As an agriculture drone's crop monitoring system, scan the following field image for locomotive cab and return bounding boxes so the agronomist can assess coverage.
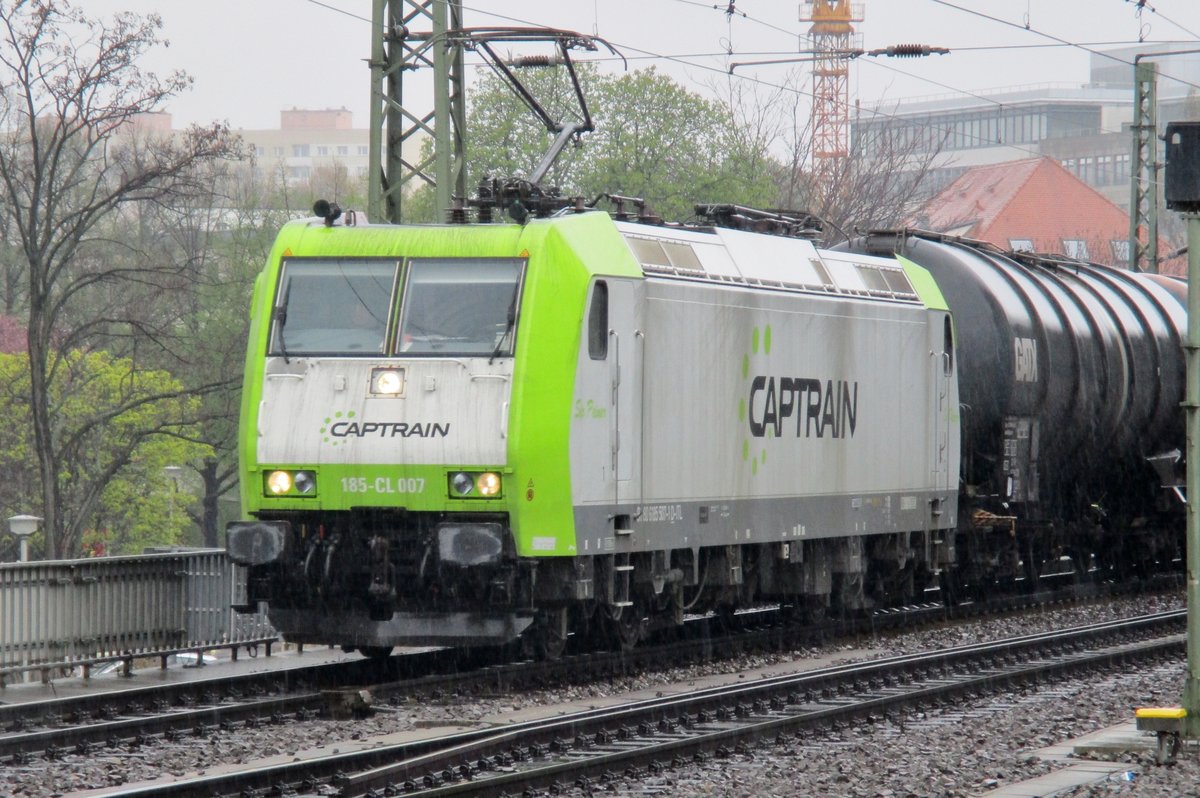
[228,230,538,650]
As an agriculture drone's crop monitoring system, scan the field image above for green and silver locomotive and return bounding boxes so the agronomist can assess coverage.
[227,207,963,657]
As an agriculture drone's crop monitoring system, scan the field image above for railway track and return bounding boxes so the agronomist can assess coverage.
[353,610,1186,798]
[21,583,1180,792]
[0,578,1165,762]
[0,647,481,761]
[86,609,1184,797]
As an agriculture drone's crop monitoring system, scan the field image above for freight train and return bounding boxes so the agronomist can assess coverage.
[226,201,1185,658]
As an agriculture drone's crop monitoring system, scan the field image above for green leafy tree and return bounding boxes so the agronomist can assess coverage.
[174,182,284,547]
[0,350,210,557]
[98,156,290,548]
[410,65,779,222]
[0,2,243,556]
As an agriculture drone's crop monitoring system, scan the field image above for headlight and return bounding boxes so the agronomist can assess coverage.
[266,471,292,494]
[450,472,474,496]
[476,472,501,496]
[264,469,318,497]
[293,471,316,494]
[370,367,405,396]
[448,471,502,499]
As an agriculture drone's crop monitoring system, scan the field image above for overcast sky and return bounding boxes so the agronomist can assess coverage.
[75,0,1200,131]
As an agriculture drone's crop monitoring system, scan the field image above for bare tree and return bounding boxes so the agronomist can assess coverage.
[773,98,950,244]
[0,2,243,557]
[710,74,948,245]
[814,112,951,242]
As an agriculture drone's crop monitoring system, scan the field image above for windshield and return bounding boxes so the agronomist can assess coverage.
[267,256,525,358]
[398,258,524,356]
[269,259,397,356]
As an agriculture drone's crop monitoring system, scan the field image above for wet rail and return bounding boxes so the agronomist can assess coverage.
[350,611,1184,797]
[37,583,1180,792]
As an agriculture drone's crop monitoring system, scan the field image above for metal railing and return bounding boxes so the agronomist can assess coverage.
[0,549,275,685]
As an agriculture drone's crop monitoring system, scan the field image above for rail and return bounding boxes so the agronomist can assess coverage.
[0,549,275,686]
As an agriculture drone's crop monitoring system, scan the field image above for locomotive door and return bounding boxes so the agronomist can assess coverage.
[608,279,644,507]
[930,313,954,491]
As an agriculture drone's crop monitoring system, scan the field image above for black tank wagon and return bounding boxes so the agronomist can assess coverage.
[845,230,1185,589]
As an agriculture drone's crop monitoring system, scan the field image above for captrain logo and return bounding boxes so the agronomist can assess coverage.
[321,410,450,445]
[739,324,860,476]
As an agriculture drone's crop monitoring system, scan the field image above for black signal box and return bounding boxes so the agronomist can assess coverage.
[1165,122,1200,211]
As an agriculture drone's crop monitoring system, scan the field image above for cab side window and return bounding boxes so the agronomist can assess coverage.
[588,281,608,360]
[943,315,954,375]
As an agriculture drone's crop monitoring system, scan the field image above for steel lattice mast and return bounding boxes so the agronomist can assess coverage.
[1128,58,1158,273]
[368,0,466,224]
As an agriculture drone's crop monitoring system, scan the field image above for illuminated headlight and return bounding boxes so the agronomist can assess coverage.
[449,472,474,496]
[370,367,405,396]
[264,469,317,497]
[447,471,502,499]
[266,470,292,495]
[476,472,502,496]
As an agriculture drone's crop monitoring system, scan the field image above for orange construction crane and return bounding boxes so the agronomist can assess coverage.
[799,1,864,166]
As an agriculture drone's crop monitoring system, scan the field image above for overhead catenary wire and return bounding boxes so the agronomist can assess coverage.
[459,0,1200,151]
[295,0,1193,161]
[930,0,1200,94]
[299,0,372,25]
[444,1,1047,155]
[1124,0,1200,41]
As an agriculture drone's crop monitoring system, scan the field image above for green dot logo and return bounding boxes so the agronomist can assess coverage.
[320,410,356,445]
[739,324,771,477]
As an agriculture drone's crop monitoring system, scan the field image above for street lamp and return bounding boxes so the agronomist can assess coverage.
[7,514,41,562]
[164,466,183,532]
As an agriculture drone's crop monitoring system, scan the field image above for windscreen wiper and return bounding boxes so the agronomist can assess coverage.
[489,282,520,364]
[274,281,291,363]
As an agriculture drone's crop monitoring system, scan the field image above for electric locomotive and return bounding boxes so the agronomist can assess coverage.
[226,205,963,656]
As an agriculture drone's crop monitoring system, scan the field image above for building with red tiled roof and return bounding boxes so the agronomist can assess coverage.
[910,156,1183,277]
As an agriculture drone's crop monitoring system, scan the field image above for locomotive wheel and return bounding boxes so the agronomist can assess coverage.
[605,603,645,651]
[939,569,963,607]
[868,561,916,607]
[527,607,570,661]
[800,598,827,625]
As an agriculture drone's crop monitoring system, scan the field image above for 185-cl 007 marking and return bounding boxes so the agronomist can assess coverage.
[340,477,427,494]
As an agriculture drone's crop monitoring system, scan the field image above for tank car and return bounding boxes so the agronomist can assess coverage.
[226,209,962,656]
[842,231,1185,592]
